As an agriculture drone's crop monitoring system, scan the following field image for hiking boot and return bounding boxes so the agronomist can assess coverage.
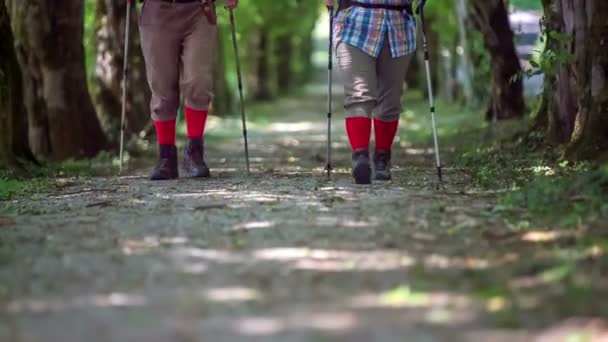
[352,149,372,185]
[183,138,210,178]
[150,145,178,181]
[373,150,392,181]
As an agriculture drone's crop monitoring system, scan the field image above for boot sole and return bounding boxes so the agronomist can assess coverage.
[353,162,372,185]
[187,170,211,179]
[182,165,211,179]
[374,171,391,181]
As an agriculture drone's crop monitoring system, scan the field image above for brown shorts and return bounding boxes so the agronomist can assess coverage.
[139,0,217,121]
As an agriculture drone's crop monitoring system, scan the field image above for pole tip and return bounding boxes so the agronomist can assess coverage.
[436,166,443,185]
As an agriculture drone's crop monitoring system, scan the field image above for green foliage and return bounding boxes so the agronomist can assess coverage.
[425,0,459,47]
[0,177,50,201]
[84,0,96,82]
[509,0,543,10]
[216,1,322,100]
[524,31,573,79]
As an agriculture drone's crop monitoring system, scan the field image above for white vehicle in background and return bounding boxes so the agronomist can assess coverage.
[510,9,544,96]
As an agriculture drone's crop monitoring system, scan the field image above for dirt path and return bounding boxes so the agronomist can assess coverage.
[1,88,606,341]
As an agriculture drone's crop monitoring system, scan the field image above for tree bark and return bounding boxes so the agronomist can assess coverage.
[534,0,578,144]
[565,0,608,160]
[0,1,33,169]
[5,0,107,161]
[92,0,151,143]
[471,0,525,121]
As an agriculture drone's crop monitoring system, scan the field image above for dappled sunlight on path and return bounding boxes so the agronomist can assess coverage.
[2,91,607,341]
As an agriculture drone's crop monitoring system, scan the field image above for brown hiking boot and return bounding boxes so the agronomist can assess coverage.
[373,150,392,181]
[183,138,210,178]
[150,145,178,181]
[352,149,372,185]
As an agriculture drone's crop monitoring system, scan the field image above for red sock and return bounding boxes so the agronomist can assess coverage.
[185,107,208,139]
[345,117,372,151]
[154,119,176,145]
[374,118,399,151]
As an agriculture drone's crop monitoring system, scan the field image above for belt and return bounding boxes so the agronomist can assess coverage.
[345,1,413,15]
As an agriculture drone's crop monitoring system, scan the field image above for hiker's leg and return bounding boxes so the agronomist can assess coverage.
[180,3,217,177]
[337,42,378,184]
[337,42,377,151]
[374,35,412,151]
[373,35,412,180]
[140,0,182,180]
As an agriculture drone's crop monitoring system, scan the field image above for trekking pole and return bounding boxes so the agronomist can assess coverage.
[228,8,251,176]
[119,0,133,174]
[417,0,443,184]
[325,5,335,179]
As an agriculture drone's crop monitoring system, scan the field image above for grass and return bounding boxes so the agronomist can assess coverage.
[0,151,118,201]
[393,90,608,228]
[0,177,51,202]
[397,91,487,145]
[455,129,608,227]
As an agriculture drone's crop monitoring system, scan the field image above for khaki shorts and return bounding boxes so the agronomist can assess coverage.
[336,35,412,122]
[139,0,217,121]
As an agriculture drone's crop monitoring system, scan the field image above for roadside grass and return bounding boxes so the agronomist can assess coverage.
[455,129,608,227]
[0,151,117,201]
[393,91,608,228]
[403,93,608,328]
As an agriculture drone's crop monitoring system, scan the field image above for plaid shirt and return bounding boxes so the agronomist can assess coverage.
[335,0,417,58]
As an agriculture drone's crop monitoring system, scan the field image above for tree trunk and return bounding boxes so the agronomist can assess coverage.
[295,28,314,85]
[5,0,107,161]
[0,1,33,169]
[253,29,272,101]
[92,0,150,143]
[275,34,293,94]
[471,0,525,121]
[534,0,578,145]
[565,0,608,159]
[455,0,474,105]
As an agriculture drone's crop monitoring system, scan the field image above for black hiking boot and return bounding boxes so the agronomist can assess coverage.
[150,145,178,181]
[183,138,210,178]
[373,150,392,181]
[352,149,372,185]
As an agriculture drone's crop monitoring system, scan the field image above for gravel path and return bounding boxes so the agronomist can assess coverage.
[1,91,606,342]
